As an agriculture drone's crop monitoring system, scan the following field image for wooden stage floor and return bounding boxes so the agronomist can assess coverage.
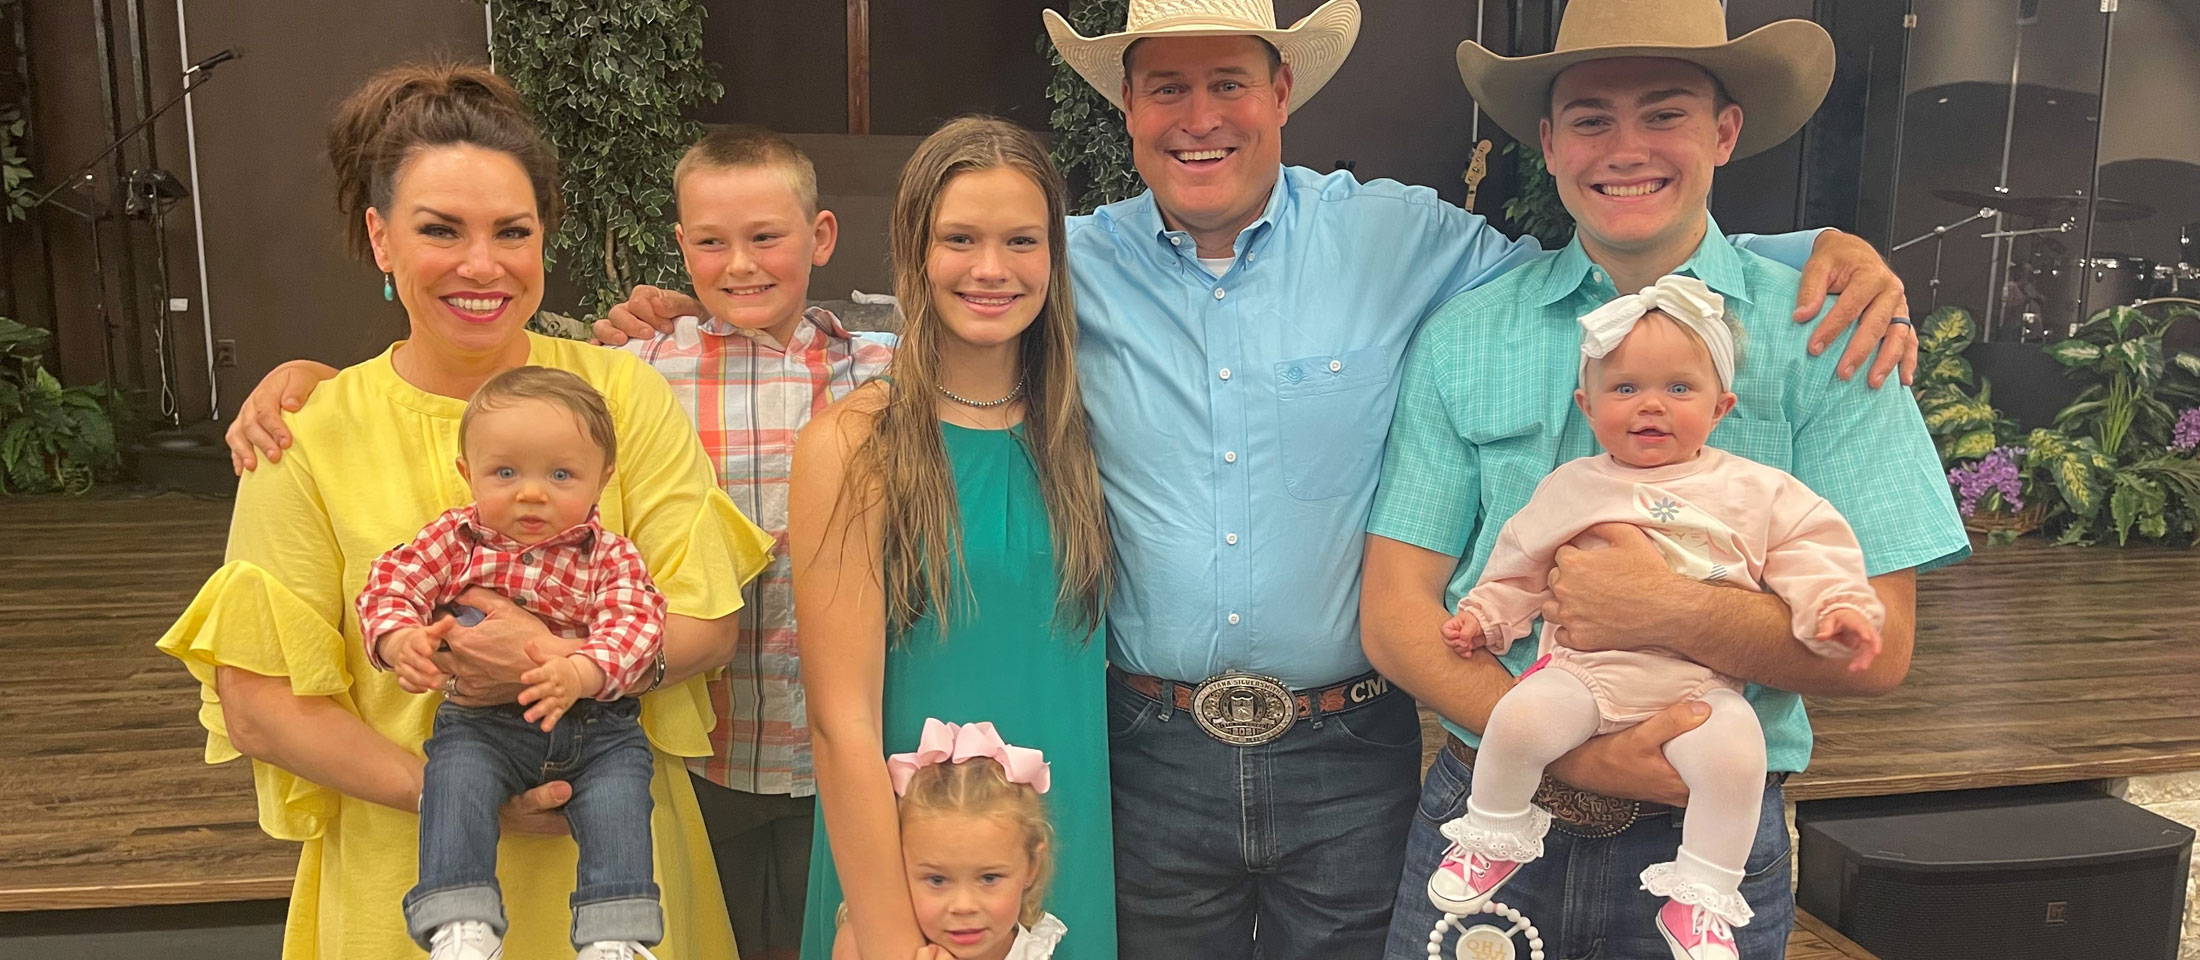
[5,492,2196,959]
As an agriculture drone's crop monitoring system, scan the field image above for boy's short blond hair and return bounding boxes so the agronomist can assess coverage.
[674,125,818,218]
[459,365,618,468]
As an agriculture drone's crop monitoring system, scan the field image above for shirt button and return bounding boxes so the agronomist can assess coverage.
[1228,612,1242,625]
[1170,235,1182,246]
[1225,533,1239,545]
[1247,253,1257,262]
[1329,359,1343,373]
[1213,288,1226,301]
[1219,367,1232,381]
[520,552,537,566]
[1224,451,1237,464]
[514,596,529,607]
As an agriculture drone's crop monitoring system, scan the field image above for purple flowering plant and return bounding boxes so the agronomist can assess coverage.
[1947,445,2029,518]
[2174,407,2200,455]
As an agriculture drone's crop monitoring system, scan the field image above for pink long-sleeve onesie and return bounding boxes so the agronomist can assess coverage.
[1460,448,1884,733]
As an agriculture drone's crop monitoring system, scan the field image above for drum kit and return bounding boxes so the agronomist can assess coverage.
[1902,187,2200,342]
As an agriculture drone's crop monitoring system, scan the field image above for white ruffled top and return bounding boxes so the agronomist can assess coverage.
[1002,913,1069,960]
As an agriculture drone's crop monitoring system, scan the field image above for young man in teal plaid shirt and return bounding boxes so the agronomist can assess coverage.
[1362,2,1968,957]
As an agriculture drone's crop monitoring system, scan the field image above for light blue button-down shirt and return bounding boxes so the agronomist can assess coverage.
[1068,166,1821,689]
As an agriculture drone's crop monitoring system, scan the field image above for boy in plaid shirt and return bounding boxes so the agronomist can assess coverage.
[604,127,893,959]
[359,366,669,960]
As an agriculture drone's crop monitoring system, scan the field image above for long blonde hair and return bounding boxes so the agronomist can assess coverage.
[898,756,1056,928]
[847,116,1112,639]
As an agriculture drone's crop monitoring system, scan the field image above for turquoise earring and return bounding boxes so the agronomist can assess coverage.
[382,273,395,302]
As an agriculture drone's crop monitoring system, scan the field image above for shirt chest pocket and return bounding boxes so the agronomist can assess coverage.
[1274,347,1395,501]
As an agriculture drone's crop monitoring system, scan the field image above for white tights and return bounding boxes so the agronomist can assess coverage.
[1463,668,1766,919]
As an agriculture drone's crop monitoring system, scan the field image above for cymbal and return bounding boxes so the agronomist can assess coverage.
[1931,188,2155,222]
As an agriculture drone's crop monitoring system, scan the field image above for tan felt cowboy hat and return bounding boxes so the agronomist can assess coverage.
[1043,0,1362,114]
[1456,0,1834,159]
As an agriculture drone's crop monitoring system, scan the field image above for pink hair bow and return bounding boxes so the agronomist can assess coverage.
[887,718,1051,797]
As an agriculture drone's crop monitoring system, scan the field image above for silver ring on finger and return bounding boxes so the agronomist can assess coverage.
[445,675,460,699]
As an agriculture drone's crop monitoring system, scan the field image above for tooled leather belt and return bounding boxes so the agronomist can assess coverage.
[1112,667,1396,746]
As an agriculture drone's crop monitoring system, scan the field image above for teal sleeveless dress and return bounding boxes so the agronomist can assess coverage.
[798,422,1117,960]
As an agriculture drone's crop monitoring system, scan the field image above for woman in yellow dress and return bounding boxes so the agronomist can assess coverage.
[156,63,771,960]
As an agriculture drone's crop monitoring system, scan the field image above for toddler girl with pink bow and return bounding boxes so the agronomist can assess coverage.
[1425,275,1885,960]
[833,719,1067,960]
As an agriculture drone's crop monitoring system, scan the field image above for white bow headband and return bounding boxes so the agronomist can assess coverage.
[1577,274,1736,391]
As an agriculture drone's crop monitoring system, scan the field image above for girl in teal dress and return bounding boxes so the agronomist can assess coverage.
[787,117,1117,960]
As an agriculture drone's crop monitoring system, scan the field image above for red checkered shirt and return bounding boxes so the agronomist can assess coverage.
[623,306,894,795]
[355,505,667,699]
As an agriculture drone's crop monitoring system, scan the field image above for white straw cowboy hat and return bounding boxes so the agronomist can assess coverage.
[1043,0,1362,114]
[1455,0,1834,158]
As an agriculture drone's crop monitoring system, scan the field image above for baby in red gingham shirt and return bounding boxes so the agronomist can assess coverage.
[355,365,671,959]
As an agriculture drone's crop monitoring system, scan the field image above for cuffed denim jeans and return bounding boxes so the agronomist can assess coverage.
[1107,672,1423,960]
[405,697,662,949]
[1381,745,1795,960]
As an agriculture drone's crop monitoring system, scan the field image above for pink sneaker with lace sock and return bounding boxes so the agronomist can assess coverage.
[1655,899,1740,960]
[1426,844,1523,914]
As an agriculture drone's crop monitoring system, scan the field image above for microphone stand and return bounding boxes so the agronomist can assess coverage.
[23,58,225,429]
[1892,207,1997,312]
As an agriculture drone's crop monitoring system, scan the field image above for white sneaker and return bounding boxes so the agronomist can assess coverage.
[428,921,503,960]
[576,942,660,960]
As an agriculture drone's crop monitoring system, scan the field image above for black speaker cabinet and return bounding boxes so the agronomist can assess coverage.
[1796,783,2194,960]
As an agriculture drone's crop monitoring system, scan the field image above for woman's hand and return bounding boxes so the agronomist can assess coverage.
[225,359,339,473]
[434,588,579,705]
[499,780,573,836]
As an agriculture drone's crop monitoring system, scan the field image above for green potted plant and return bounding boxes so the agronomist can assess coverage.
[2026,304,2200,545]
[0,317,125,494]
[1909,307,2040,540]
[1913,306,2014,463]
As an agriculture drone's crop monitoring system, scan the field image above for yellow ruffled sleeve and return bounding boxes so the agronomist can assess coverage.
[154,430,357,841]
[157,561,356,840]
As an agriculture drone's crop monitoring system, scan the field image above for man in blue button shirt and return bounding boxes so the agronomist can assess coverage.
[1042,1,1923,956]
[1360,2,1968,957]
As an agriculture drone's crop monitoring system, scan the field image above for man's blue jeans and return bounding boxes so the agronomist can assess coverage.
[1382,745,1794,960]
[1108,672,1423,959]
[404,697,662,949]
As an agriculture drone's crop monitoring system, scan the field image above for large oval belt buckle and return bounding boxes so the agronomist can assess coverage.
[1190,672,1295,746]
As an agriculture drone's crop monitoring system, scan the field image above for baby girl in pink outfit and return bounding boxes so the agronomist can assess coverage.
[1425,275,1884,959]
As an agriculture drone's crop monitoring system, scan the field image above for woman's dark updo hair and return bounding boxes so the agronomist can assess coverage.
[327,62,562,261]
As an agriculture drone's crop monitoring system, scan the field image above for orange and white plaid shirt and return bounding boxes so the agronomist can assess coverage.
[356,505,666,699]
[624,306,894,796]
